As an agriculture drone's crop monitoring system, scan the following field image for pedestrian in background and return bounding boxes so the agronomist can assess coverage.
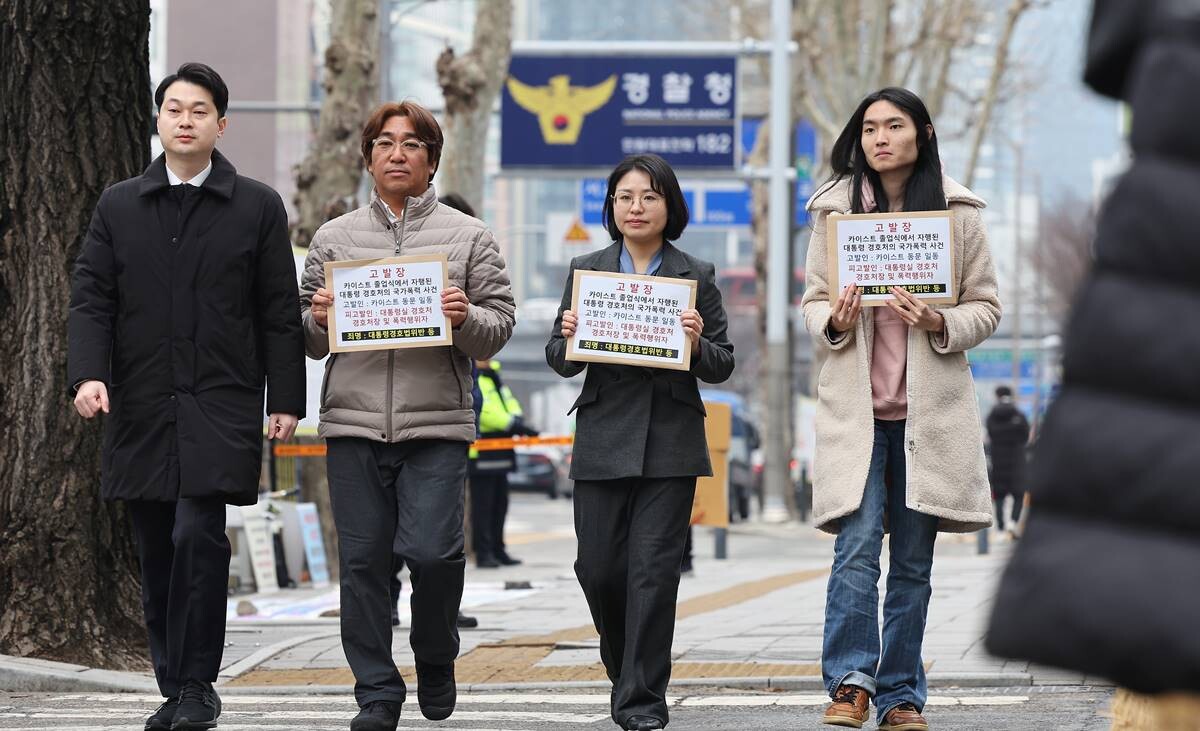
[471,358,538,568]
[68,62,306,730]
[801,87,1000,730]
[301,101,514,731]
[546,153,735,731]
[986,1,1200,721]
[985,385,1030,535]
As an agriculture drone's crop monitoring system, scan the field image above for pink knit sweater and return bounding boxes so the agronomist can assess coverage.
[871,305,909,420]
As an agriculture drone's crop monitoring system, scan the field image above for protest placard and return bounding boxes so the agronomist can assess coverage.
[826,211,956,306]
[566,270,697,371]
[325,254,452,353]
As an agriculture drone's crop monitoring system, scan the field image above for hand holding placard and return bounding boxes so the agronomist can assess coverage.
[830,283,862,333]
[311,287,333,328]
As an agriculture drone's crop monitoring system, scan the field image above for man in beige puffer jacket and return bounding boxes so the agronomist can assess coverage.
[299,101,514,731]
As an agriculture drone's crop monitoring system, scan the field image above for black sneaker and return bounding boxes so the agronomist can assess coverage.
[350,700,402,731]
[415,660,456,720]
[170,680,220,730]
[144,697,178,730]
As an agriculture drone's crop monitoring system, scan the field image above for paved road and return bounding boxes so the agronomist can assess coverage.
[0,686,1115,730]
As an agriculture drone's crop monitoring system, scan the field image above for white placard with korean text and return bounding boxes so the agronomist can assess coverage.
[325,254,452,353]
[566,270,698,371]
[826,211,957,307]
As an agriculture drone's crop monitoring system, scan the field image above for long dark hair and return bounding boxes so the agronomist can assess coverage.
[815,87,946,213]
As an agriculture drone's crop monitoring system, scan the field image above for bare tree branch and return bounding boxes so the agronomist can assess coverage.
[962,0,1033,188]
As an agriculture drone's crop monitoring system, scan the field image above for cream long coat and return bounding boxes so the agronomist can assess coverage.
[801,175,1001,533]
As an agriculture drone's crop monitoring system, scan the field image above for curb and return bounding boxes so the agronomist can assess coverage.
[2,653,1034,695]
[0,655,157,693]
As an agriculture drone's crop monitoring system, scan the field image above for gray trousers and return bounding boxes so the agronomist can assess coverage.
[327,437,468,706]
[573,476,697,727]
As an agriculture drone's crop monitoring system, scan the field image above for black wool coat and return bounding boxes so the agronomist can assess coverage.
[985,0,1200,692]
[546,241,735,481]
[985,401,1029,494]
[68,150,306,506]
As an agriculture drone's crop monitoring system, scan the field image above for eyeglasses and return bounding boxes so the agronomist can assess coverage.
[612,192,663,209]
[371,137,426,155]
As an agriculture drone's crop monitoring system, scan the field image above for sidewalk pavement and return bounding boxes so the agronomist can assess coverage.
[1,511,1109,695]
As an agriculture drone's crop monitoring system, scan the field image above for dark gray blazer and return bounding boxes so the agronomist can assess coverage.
[546,241,735,481]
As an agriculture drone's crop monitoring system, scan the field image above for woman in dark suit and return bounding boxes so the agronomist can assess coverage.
[546,153,735,731]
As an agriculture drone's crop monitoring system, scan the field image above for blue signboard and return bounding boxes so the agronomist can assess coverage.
[503,55,737,169]
[703,189,751,226]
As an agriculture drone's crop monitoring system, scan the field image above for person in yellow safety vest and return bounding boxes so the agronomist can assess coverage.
[469,359,538,568]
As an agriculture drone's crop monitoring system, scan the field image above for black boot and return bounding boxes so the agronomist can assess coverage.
[350,700,401,731]
[496,551,522,566]
[456,611,478,629]
[624,715,664,730]
[416,659,456,721]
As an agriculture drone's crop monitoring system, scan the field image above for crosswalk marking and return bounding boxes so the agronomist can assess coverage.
[0,691,1033,730]
[35,691,1033,707]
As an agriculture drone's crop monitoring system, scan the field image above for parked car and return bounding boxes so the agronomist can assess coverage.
[508,445,571,499]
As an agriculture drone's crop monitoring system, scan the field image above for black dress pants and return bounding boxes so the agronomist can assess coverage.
[469,471,511,560]
[327,437,468,706]
[573,476,697,727]
[127,498,231,699]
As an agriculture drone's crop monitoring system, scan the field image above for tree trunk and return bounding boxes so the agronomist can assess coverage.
[291,0,379,248]
[435,0,513,212]
[0,0,151,669]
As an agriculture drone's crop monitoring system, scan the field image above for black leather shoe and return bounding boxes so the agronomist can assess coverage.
[496,552,523,566]
[144,697,178,730]
[416,659,456,720]
[625,715,665,730]
[456,611,478,629]
[475,554,500,568]
[350,700,401,731]
[170,680,220,729]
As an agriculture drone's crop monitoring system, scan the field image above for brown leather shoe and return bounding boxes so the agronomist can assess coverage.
[822,684,870,728]
[879,702,929,730]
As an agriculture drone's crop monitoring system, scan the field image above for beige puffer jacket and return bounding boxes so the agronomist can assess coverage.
[300,185,515,443]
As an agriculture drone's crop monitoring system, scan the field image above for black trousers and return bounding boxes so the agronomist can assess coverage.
[469,471,511,560]
[573,476,697,727]
[327,437,468,706]
[127,498,231,698]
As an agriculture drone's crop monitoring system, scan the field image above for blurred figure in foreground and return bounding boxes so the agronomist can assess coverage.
[986,0,1200,716]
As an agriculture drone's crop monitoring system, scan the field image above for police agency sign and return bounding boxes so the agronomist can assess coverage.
[502,55,738,169]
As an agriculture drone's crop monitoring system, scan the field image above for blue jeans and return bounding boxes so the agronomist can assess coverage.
[821,419,939,721]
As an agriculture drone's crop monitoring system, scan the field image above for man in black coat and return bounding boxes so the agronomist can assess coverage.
[985,386,1029,531]
[68,62,305,730]
[986,0,1200,695]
